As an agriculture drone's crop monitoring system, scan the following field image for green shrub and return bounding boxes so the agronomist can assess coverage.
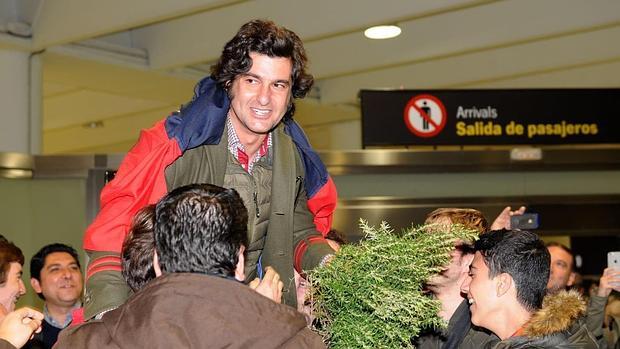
[308,220,479,348]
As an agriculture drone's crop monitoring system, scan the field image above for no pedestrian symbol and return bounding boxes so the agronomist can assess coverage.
[403,94,447,138]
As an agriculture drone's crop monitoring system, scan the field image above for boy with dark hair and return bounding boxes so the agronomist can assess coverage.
[461,230,596,348]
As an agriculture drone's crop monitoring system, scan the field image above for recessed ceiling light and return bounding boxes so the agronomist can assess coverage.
[83,121,105,129]
[364,25,401,40]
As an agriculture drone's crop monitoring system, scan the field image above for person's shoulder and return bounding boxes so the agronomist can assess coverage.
[461,328,499,349]
[54,319,111,349]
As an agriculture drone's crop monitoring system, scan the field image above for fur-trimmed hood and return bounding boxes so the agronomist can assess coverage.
[495,290,597,349]
[523,290,586,337]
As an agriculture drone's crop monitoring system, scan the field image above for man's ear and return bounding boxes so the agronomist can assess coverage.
[30,278,42,294]
[567,271,576,287]
[234,246,246,282]
[153,251,162,277]
[496,273,513,297]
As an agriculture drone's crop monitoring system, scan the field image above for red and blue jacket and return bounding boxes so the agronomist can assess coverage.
[84,77,337,280]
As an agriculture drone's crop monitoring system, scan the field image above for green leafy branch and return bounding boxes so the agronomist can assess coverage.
[308,219,479,348]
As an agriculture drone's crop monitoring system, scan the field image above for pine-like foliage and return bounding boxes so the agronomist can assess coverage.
[308,220,479,348]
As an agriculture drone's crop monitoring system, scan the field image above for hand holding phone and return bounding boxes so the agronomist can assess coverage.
[510,213,539,230]
[597,252,620,297]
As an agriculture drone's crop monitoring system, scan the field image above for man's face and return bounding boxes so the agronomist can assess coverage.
[228,52,293,141]
[546,246,575,294]
[31,252,83,307]
[0,262,26,312]
[461,252,500,329]
[427,248,471,290]
[425,217,474,290]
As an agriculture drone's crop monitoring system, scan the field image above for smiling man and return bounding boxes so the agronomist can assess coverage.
[461,230,597,348]
[83,19,337,319]
[414,208,497,349]
[26,244,83,349]
[0,237,26,319]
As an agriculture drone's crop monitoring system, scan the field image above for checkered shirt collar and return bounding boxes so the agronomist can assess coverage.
[226,117,272,173]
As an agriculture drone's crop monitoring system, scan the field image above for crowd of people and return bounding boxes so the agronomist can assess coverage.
[0,238,82,349]
[0,18,619,349]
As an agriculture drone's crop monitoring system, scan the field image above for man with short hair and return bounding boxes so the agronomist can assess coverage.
[26,244,83,349]
[84,19,337,319]
[0,237,26,320]
[461,230,596,347]
[120,203,284,301]
[414,208,497,349]
[56,184,325,348]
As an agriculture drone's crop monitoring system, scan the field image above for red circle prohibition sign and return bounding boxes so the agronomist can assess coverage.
[403,94,447,138]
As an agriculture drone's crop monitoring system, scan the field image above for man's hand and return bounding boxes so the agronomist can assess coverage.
[0,307,44,348]
[597,267,620,298]
[490,206,526,230]
[249,267,284,303]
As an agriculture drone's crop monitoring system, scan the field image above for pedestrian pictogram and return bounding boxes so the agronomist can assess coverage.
[403,94,447,137]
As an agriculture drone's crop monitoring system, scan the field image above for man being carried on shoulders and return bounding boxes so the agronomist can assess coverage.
[84,19,337,319]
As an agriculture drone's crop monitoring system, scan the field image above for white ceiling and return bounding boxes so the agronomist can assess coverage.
[1,0,620,153]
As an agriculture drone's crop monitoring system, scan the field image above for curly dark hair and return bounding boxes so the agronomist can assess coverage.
[211,19,314,118]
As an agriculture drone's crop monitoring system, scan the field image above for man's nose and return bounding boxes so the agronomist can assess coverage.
[18,280,26,295]
[257,84,271,105]
[460,275,471,294]
[61,268,73,279]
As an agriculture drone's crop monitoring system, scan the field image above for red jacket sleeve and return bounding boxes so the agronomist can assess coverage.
[83,120,181,254]
[307,176,337,236]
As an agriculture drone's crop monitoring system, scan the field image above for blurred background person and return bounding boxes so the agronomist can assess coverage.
[25,244,83,349]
